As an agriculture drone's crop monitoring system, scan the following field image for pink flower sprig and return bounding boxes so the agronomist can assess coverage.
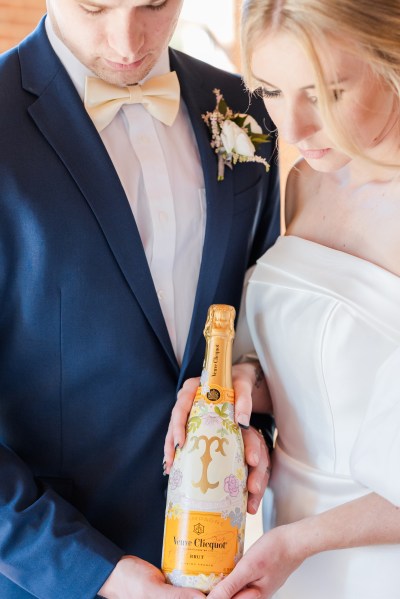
[202,89,270,181]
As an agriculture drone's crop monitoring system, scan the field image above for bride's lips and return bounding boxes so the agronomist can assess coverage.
[104,57,146,71]
[299,148,331,160]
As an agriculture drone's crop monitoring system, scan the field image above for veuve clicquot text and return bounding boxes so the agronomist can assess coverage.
[162,304,248,593]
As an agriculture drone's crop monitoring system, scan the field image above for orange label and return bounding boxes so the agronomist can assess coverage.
[162,511,238,576]
[195,384,234,405]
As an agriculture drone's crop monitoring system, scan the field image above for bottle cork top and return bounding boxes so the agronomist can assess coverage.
[204,304,236,340]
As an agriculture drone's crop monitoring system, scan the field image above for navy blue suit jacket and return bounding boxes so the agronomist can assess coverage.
[0,18,280,599]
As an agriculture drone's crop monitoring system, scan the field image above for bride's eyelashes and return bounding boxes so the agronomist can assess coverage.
[256,87,281,99]
[255,86,344,103]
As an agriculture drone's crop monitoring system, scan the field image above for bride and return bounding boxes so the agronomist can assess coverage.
[165,0,400,597]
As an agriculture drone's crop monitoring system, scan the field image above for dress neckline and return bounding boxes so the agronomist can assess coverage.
[252,234,400,340]
[281,234,400,283]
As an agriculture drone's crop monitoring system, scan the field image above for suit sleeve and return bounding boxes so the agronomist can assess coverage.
[0,443,123,599]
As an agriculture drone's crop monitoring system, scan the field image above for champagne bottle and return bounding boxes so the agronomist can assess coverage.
[162,304,248,593]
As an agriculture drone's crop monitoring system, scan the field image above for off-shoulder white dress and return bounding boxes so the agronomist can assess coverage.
[245,236,400,599]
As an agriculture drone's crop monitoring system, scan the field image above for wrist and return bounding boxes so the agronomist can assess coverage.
[286,512,337,563]
[98,556,132,599]
[279,518,319,566]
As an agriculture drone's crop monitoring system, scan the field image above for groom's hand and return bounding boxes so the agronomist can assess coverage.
[98,555,207,598]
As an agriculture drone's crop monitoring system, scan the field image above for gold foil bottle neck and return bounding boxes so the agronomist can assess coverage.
[204,304,236,340]
[203,305,235,389]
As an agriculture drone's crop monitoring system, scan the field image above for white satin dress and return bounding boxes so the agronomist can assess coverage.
[245,236,400,599]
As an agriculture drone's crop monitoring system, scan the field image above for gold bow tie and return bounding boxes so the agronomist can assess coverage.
[84,71,180,132]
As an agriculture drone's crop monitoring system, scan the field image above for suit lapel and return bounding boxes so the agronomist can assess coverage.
[170,50,235,381]
[19,20,178,373]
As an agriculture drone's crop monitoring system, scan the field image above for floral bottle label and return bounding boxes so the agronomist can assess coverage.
[162,385,247,591]
[162,510,238,576]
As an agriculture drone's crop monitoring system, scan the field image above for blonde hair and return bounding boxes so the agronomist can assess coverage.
[241,0,400,161]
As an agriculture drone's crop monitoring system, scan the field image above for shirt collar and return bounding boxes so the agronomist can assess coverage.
[45,15,171,101]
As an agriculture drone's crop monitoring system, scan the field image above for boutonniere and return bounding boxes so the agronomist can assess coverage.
[202,88,270,181]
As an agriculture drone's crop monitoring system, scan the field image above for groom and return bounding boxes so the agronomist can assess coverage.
[0,0,280,597]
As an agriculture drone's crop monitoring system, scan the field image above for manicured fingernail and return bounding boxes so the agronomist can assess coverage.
[237,414,250,428]
[250,499,258,512]
[175,442,180,450]
[252,452,259,465]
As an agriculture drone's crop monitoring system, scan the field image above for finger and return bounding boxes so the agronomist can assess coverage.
[163,377,199,475]
[247,464,271,515]
[154,578,206,599]
[242,427,271,514]
[163,420,175,474]
[229,589,262,599]
[233,376,253,429]
[207,563,255,599]
[209,588,260,599]
[167,584,206,598]
[171,377,200,451]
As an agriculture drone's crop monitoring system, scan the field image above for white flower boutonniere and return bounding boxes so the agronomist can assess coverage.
[202,89,270,181]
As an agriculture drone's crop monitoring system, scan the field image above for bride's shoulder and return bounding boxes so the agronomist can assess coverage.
[284,157,322,228]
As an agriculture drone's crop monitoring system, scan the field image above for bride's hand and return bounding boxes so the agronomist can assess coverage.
[163,375,199,473]
[207,523,305,599]
[163,363,272,514]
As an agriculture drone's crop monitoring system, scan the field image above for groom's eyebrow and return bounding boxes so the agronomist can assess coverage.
[76,0,166,6]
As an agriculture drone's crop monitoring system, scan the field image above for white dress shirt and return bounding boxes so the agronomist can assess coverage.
[45,18,206,364]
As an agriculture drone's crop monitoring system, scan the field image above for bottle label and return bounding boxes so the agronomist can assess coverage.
[162,510,238,576]
[161,306,246,592]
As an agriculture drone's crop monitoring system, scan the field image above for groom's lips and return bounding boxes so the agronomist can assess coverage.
[104,57,146,71]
